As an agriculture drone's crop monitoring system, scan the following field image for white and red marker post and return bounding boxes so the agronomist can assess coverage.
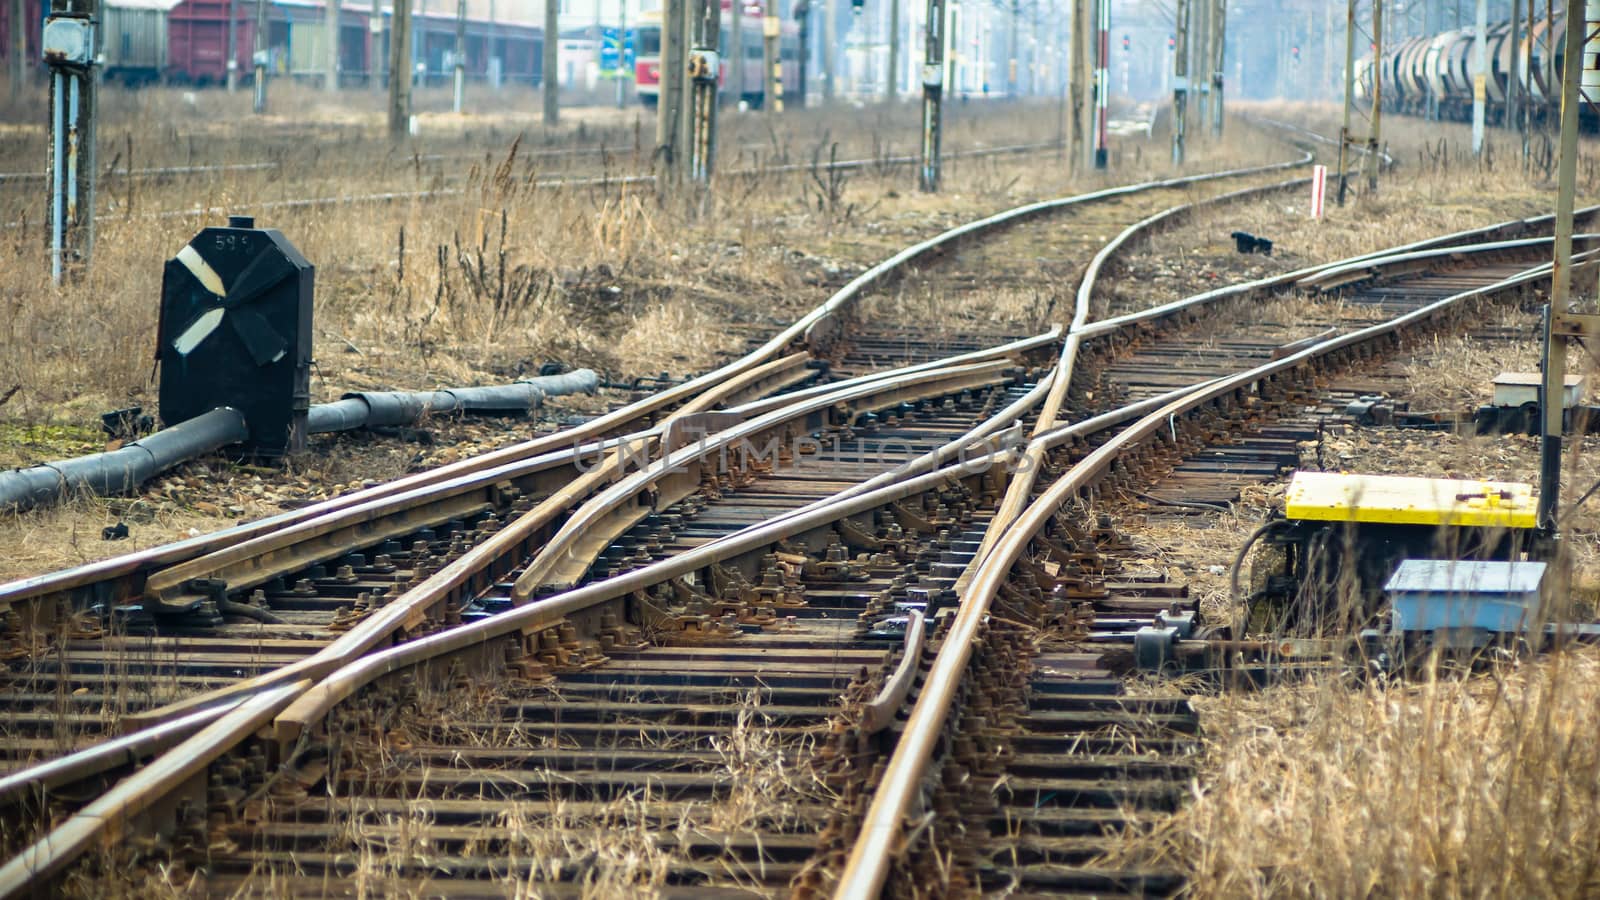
[1310,164,1327,219]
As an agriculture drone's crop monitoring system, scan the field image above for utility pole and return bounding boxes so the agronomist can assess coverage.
[1525,0,1536,153]
[887,0,899,101]
[1070,0,1090,170]
[1323,0,1333,106]
[1472,0,1485,152]
[1365,0,1381,192]
[731,0,744,105]
[946,1,957,98]
[796,0,809,106]
[43,0,98,285]
[684,0,720,180]
[1209,0,1224,135]
[617,0,627,108]
[1539,0,1588,532]
[764,10,782,110]
[226,0,239,91]
[1028,0,1038,95]
[657,0,683,164]
[1336,0,1356,204]
[822,0,834,103]
[1194,0,1207,128]
[326,0,342,92]
[253,0,268,111]
[1546,0,1555,126]
[1172,0,1187,165]
[1006,0,1017,96]
[388,0,412,139]
[453,0,465,111]
[1508,0,1521,132]
[372,0,383,91]
[8,0,25,103]
[543,0,558,124]
[919,0,944,189]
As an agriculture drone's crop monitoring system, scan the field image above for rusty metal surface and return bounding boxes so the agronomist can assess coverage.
[833,239,1600,899]
[0,148,1358,896]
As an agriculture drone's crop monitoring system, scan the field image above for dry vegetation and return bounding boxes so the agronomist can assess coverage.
[1101,105,1600,896]
[1125,651,1600,898]
[0,88,1280,578]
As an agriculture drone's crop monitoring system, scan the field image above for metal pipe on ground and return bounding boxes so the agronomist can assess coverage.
[0,407,249,514]
[0,371,598,514]
[305,369,598,433]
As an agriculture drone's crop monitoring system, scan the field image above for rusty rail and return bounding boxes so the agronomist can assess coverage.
[0,147,1308,618]
[862,610,927,734]
[832,241,1600,899]
[0,149,1330,895]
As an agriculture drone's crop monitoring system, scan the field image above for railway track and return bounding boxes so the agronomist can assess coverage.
[0,126,1324,894]
[0,123,1577,897]
[835,230,1600,897]
[0,127,1314,770]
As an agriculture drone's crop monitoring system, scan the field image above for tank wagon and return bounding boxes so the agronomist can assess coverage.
[1356,13,1572,125]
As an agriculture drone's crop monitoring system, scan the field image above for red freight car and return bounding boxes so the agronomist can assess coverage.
[0,0,45,83]
[2,0,540,88]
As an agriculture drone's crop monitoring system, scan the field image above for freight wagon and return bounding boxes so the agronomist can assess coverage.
[1357,12,1576,127]
[1,0,542,88]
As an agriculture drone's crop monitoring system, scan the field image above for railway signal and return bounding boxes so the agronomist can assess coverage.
[158,216,315,458]
[43,0,99,285]
[1121,33,1129,51]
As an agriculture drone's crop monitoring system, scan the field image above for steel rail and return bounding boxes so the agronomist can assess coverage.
[0,352,1053,813]
[0,680,308,897]
[506,152,1321,597]
[266,382,1242,748]
[862,609,926,734]
[0,140,1065,231]
[111,349,1031,732]
[509,360,1017,595]
[0,152,1309,614]
[957,200,1600,597]
[0,150,1323,893]
[832,243,1600,900]
[956,170,1322,592]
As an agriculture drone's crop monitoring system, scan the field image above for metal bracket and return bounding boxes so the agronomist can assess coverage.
[1552,312,1600,339]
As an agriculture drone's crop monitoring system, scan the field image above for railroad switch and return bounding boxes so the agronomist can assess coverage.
[1247,470,1537,635]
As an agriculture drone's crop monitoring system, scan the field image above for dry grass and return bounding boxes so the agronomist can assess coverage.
[0,97,1292,580]
[1119,649,1600,898]
[230,677,839,898]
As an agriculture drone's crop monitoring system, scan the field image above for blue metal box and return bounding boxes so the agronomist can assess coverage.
[1384,559,1547,634]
